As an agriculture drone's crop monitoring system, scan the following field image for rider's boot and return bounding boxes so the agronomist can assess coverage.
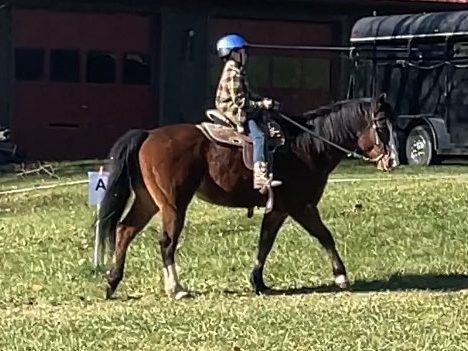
[253,161,282,190]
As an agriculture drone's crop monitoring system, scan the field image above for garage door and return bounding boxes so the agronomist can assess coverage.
[12,9,157,160]
[208,18,339,115]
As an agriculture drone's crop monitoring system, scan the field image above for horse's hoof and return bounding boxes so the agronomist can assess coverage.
[250,271,270,295]
[251,279,270,295]
[105,283,114,300]
[174,290,191,300]
[166,286,192,300]
[335,274,350,289]
[254,285,270,295]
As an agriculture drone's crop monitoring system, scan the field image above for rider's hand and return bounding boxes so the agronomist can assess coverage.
[269,127,281,138]
[268,122,282,138]
[262,98,274,110]
[236,125,245,134]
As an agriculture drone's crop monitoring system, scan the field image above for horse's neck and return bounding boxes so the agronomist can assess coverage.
[291,116,360,173]
[304,117,359,154]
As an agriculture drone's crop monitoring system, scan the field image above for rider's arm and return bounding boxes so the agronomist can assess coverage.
[226,66,264,121]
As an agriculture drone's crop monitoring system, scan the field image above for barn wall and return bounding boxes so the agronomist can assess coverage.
[9,6,160,159]
[158,5,209,126]
[2,0,466,159]
[0,5,12,129]
[159,1,350,124]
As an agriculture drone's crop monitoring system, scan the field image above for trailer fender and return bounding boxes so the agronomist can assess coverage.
[396,115,450,151]
[422,117,451,151]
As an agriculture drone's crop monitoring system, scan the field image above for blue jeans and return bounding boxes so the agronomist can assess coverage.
[246,119,266,163]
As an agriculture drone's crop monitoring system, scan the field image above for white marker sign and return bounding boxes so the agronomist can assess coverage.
[88,171,110,206]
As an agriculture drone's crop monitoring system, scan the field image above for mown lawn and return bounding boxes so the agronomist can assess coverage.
[1,161,468,350]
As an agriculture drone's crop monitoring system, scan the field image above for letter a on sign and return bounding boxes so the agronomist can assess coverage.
[95,178,107,191]
[88,171,110,206]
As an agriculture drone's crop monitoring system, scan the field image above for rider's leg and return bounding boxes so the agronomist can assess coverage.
[247,119,282,189]
[247,119,268,189]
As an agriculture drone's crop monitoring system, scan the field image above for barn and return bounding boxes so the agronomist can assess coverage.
[0,0,465,160]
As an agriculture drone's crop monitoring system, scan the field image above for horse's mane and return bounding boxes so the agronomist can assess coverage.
[280,98,375,154]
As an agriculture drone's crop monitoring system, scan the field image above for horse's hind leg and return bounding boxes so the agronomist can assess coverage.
[158,204,190,299]
[140,159,200,299]
[290,205,349,289]
[106,187,158,299]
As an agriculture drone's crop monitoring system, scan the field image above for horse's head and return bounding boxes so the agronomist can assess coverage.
[356,93,399,171]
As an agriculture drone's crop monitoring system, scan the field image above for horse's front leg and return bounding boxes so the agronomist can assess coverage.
[250,210,288,294]
[290,204,349,289]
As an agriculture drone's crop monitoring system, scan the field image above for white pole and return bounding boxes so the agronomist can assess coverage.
[93,166,104,268]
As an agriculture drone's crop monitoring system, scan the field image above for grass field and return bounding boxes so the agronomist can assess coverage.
[1,160,468,350]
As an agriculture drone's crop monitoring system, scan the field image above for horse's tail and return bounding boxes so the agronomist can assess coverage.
[98,129,149,256]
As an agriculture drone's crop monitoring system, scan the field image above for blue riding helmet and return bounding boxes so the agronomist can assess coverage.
[216,34,247,58]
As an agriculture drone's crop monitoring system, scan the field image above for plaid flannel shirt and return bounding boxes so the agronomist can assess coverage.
[215,59,263,126]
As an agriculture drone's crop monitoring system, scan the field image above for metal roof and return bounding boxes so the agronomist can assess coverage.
[350,10,468,43]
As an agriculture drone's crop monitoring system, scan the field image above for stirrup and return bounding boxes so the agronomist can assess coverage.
[268,174,282,188]
[257,176,282,193]
[270,179,282,187]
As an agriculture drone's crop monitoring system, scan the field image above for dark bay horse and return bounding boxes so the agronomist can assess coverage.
[98,94,399,300]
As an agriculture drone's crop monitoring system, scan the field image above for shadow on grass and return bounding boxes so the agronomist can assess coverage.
[261,273,468,296]
[221,273,468,297]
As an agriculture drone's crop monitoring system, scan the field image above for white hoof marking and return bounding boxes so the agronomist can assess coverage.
[174,290,190,300]
[335,274,348,286]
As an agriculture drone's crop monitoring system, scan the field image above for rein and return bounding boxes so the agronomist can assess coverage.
[277,112,376,162]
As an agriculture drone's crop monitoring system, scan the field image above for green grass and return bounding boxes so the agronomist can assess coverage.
[1,161,468,350]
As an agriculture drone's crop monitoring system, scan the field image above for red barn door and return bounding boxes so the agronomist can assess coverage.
[12,9,157,160]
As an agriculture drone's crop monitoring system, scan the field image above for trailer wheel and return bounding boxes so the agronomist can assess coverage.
[405,125,438,166]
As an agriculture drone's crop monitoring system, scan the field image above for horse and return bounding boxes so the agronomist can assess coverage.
[97,93,399,300]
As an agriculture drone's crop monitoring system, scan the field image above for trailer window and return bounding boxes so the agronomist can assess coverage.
[14,48,45,81]
[50,49,80,82]
[86,51,116,84]
[454,43,468,58]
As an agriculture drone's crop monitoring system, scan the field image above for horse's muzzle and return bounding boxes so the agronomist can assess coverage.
[376,152,399,171]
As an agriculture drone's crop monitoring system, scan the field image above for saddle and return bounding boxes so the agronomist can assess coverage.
[197,109,285,170]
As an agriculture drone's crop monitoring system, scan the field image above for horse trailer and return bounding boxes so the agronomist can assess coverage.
[348,10,468,165]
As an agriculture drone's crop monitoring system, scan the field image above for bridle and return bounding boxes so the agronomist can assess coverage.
[278,110,392,163]
[369,108,393,161]
[371,112,389,147]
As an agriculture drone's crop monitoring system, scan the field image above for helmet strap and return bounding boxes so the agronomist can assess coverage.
[240,50,246,66]
[230,49,246,66]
